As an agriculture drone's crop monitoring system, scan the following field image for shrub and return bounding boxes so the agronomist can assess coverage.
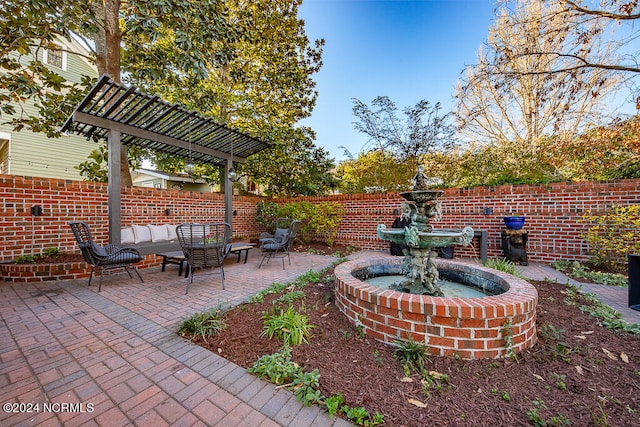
[255,200,281,233]
[278,201,345,245]
[582,204,640,269]
[261,305,314,345]
[178,308,228,342]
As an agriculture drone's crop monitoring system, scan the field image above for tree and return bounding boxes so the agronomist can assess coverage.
[245,126,337,196]
[352,96,456,168]
[121,0,332,195]
[455,0,618,154]
[2,0,235,185]
[523,1,640,78]
[335,149,413,194]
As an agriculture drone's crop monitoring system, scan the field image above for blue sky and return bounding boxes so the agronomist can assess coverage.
[298,0,496,162]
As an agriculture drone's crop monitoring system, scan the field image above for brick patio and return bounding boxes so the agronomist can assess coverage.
[0,249,351,427]
[1,249,637,426]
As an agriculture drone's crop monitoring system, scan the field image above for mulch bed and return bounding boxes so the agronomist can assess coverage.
[186,260,640,426]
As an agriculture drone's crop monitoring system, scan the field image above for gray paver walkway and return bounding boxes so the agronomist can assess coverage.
[0,250,351,427]
[2,249,638,426]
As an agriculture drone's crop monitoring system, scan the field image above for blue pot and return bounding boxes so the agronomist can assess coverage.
[504,216,525,230]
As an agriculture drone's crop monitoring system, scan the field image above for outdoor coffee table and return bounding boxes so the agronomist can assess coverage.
[229,242,256,264]
[157,250,186,276]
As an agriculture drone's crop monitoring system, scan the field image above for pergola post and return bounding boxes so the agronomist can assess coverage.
[107,129,122,245]
[224,158,233,229]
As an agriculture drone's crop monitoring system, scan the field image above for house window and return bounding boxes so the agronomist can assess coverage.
[43,46,66,70]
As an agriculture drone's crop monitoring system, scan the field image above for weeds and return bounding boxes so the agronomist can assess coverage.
[483,258,524,277]
[394,335,428,376]
[552,260,627,287]
[178,308,227,342]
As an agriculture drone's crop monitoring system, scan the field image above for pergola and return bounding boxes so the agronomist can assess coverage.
[61,74,271,244]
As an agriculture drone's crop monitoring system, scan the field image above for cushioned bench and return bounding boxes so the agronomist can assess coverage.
[122,224,181,256]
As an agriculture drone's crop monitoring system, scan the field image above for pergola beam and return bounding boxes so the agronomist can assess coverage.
[73,111,245,163]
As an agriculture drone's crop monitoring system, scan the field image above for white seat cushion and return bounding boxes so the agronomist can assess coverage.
[166,224,178,241]
[148,224,170,242]
[132,225,152,244]
[121,227,135,245]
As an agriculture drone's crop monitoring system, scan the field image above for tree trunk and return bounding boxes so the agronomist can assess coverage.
[92,0,133,186]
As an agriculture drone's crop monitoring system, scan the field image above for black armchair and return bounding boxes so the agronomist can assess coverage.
[177,223,231,293]
[259,220,301,269]
[69,221,143,291]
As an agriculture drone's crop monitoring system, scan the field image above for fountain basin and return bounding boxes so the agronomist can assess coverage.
[377,225,474,249]
[335,257,538,359]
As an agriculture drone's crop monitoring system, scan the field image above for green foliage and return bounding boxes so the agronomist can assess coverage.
[564,284,640,334]
[335,149,415,193]
[14,254,38,264]
[527,399,571,427]
[43,247,60,257]
[178,308,228,342]
[393,335,428,376]
[247,282,288,304]
[247,346,299,385]
[582,204,640,269]
[483,258,524,278]
[247,347,324,407]
[552,260,628,287]
[501,320,517,361]
[550,372,567,391]
[278,201,345,245]
[261,305,314,346]
[325,394,344,417]
[255,201,280,233]
[76,144,144,182]
[292,370,323,406]
[273,290,305,307]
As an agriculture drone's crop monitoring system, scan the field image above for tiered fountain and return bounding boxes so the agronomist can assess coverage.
[334,167,539,359]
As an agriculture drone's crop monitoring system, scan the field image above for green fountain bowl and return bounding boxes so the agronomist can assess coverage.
[377,225,474,249]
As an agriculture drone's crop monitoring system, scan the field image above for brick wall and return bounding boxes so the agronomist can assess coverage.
[1,174,638,264]
[277,179,640,263]
[0,175,262,261]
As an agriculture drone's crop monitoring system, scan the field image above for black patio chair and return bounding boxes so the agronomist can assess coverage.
[68,221,143,291]
[258,220,301,269]
[177,223,231,293]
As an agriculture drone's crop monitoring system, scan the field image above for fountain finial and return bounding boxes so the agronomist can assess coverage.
[412,165,430,190]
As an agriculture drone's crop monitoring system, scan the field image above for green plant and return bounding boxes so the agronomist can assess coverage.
[564,284,640,334]
[552,260,628,287]
[278,201,345,245]
[261,305,314,345]
[551,372,567,390]
[292,370,323,406]
[43,247,60,257]
[582,204,640,269]
[178,308,227,342]
[325,394,344,417]
[538,323,566,341]
[273,290,305,306]
[14,254,39,264]
[501,319,517,361]
[255,200,281,233]
[501,391,511,401]
[394,335,428,376]
[247,282,288,303]
[342,406,369,425]
[483,257,524,277]
[247,347,299,385]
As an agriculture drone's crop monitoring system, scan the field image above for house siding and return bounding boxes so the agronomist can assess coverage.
[0,38,99,180]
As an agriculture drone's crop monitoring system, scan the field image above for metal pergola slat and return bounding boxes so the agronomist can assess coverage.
[61,75,271,245]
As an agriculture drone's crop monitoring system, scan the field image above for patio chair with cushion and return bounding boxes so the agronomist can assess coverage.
[259,219,301,269]
[69,221,144,291]
[177,222,231,293]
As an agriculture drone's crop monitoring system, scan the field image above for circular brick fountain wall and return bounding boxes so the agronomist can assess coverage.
[334,257,538,359]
